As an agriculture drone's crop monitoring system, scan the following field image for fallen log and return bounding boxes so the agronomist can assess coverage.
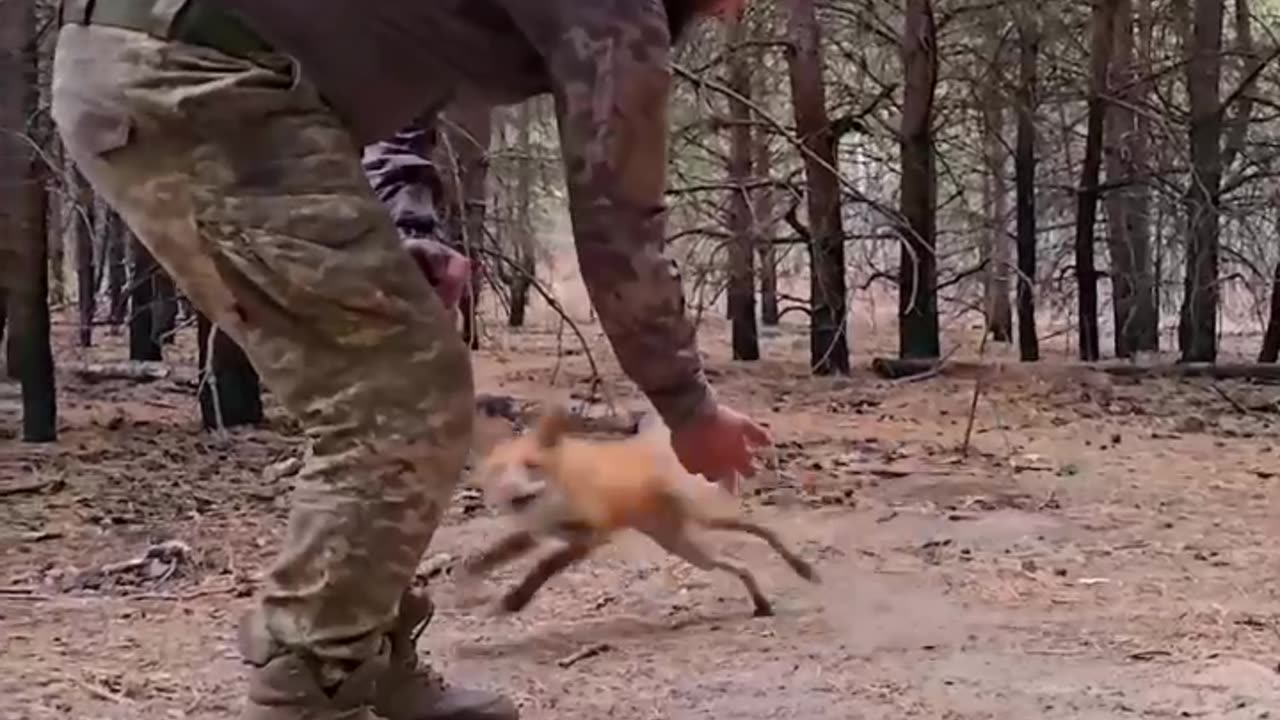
[871,357,1280,382]
[65,361,171,383]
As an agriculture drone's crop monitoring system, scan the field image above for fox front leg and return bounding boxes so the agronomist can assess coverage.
[498,542,594,613]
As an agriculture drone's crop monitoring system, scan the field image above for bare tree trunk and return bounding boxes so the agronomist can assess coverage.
[755,133,780,327]
[1074,0,1118,361]
[750,22,780,328]
[1259,259,1280,363]
[1134,0,1159,351]
[898,0,940,359]
[1178,0,1224,362]
[196,313,264,429]
[73,169,96,347]
[1220,0,1257,174]
[785,0,849,375]
[1015,10,1041,362]
[980,9,1012,342]
[1103,0,1157,357]
[726,9,760,361]
[1,0,56,440]
[129,235,163,362]
[508,102,536,328]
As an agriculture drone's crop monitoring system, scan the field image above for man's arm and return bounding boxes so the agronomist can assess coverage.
[361,118,446,239]
[541,0,715,430]
[362,119,470,309]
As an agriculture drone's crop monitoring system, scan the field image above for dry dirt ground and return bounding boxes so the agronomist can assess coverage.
[3,308,1280,720]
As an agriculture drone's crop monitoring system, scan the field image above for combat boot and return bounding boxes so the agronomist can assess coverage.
[239,611,389,720]
[373,589,519,720]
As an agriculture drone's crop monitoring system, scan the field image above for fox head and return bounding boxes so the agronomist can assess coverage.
[468,405,572,516]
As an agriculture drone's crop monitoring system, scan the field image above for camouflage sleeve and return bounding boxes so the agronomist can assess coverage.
[361,117,445,240]
[543,0,715,430]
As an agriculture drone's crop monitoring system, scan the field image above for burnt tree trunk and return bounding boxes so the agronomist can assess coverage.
[1258,258,1280,363]
[726,8,760,361]
[1073,0,1118,362]
[785,0,849,375]
[1014,11,1041,362]
[196,314,264,429]
[1178,0,1223,363]
[128,235,163,362]
[898,0,940,359]
[1,0,56,440]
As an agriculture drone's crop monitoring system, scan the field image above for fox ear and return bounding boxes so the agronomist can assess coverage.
[534,405,570,448]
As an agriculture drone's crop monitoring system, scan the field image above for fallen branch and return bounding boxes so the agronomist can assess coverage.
[556,642,612,669]
[0,479,56,497]
[871,358,1280,383]
[65,361,171,383]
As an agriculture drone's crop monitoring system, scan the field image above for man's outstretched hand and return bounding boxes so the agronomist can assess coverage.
[670,403,771,494]
[406,237,470,311]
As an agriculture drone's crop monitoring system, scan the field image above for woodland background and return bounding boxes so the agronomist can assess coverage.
[4,0,1280,438]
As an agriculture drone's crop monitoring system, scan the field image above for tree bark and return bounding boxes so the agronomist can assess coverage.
[785,0,849,375]
[128,235,163,362]
[898,0,940,359]
[1178,0,1224,362]
[1014,10,1041,362]
[1,0,56,440]
[1074,0,1118,362]
[726,8,760,361]
[196,314,264,429]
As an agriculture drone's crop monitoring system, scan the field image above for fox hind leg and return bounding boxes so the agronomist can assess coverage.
[643,521,775,617]
[701,517,819,583]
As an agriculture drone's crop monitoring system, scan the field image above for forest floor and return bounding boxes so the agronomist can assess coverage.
[3,308,1280,720]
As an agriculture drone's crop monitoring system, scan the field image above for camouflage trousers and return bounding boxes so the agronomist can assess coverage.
[51,24,475,679]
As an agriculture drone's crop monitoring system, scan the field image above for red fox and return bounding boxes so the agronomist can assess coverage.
[460,406,819,617]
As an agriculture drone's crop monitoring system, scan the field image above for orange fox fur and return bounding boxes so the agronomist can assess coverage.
[462,406,819,617]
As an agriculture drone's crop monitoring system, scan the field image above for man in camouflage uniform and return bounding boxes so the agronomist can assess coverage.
[51,0,762,719]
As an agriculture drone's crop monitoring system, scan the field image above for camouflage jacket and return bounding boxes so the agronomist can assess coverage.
[221,0,715,428]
